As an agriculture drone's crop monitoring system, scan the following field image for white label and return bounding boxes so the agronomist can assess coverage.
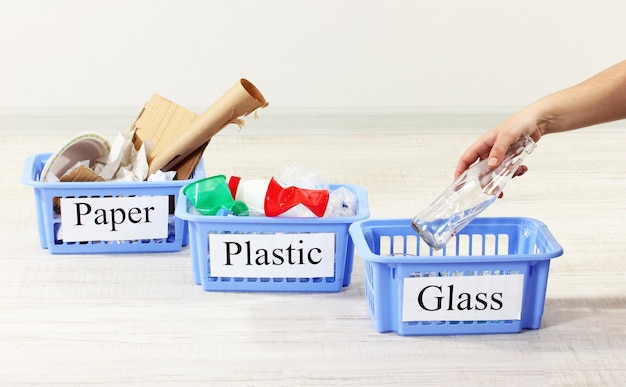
[60,196,169,242]
[402,274,524,322]
[208,233,335,278]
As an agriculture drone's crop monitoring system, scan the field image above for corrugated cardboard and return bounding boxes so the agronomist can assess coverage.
[60,164,105,182]
[130,94,205,181]
[130,79,267,181]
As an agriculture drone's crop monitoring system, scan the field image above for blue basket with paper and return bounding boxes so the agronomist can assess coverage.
[348,217,563,335]
[22,153,205,254]
[175,182,369,293]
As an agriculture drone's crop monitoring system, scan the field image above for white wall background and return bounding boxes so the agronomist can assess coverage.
[1,0,625,109]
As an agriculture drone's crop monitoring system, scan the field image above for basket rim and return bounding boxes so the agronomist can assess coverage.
[22,152,205,188]
[349,217,564,264]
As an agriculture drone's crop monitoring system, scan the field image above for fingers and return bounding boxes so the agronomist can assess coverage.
[455,122,539,179]
[486,130,521,169]
[454,153,478,179]
[498,165,529,199]
[513,164,528,178]
[454,132,496,179]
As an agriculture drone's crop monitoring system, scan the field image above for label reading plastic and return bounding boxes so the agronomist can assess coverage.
[60,196,169,242]
[402,274,524,322]
[208,233,335,278]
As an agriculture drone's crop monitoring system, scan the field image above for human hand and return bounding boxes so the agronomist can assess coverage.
[454,110,543,179]
[496,164,528,198]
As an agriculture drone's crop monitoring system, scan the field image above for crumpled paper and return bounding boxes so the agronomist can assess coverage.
[58,130,175,182]
[93,130,149,181]
[148,170,177,181]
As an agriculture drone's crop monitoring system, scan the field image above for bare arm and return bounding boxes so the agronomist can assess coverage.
[455,60,626,178]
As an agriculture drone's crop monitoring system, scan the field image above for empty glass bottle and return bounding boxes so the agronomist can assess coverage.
[411,135,536,250]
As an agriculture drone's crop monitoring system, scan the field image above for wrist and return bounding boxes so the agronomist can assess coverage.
[524,99,558,136]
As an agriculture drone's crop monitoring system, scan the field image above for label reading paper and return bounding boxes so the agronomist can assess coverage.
[402,274,525,322]
[208,233,336,278]
[60,196,169,242]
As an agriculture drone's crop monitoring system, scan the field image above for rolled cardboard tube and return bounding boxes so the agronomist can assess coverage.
[148,79,267,175]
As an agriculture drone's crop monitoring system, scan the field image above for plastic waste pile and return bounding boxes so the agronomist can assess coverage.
[184,163,358,218]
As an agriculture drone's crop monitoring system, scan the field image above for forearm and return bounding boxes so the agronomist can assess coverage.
[455,60,626,178]
[532,60,626,135]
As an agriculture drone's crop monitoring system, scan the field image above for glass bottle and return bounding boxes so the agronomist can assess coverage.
[411,134,536,250]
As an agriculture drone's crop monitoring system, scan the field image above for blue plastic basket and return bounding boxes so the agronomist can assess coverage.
[175,184,369,292]
[22,153,205,254]
[349,217,563,335]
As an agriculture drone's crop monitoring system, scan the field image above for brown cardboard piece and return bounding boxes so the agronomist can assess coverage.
[60,165,105,182]
[130,94,203,181]
[132,79,267,180]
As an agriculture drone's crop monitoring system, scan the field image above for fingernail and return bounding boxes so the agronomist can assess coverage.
[488,157,498,166]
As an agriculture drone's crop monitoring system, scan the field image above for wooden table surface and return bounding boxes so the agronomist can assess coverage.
[1,108,624,386]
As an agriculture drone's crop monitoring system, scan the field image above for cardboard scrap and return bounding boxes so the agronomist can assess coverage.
[60,164,104,182]
[132,79,268,180]
[130,94,203,181]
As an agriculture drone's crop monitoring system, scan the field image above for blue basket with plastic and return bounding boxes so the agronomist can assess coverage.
[175,184,369,292]
[349,217,563,335]
[22,153,205,254]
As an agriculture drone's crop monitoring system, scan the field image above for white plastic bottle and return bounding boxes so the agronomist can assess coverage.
[227,177,271,216]
[227,176,330,217]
